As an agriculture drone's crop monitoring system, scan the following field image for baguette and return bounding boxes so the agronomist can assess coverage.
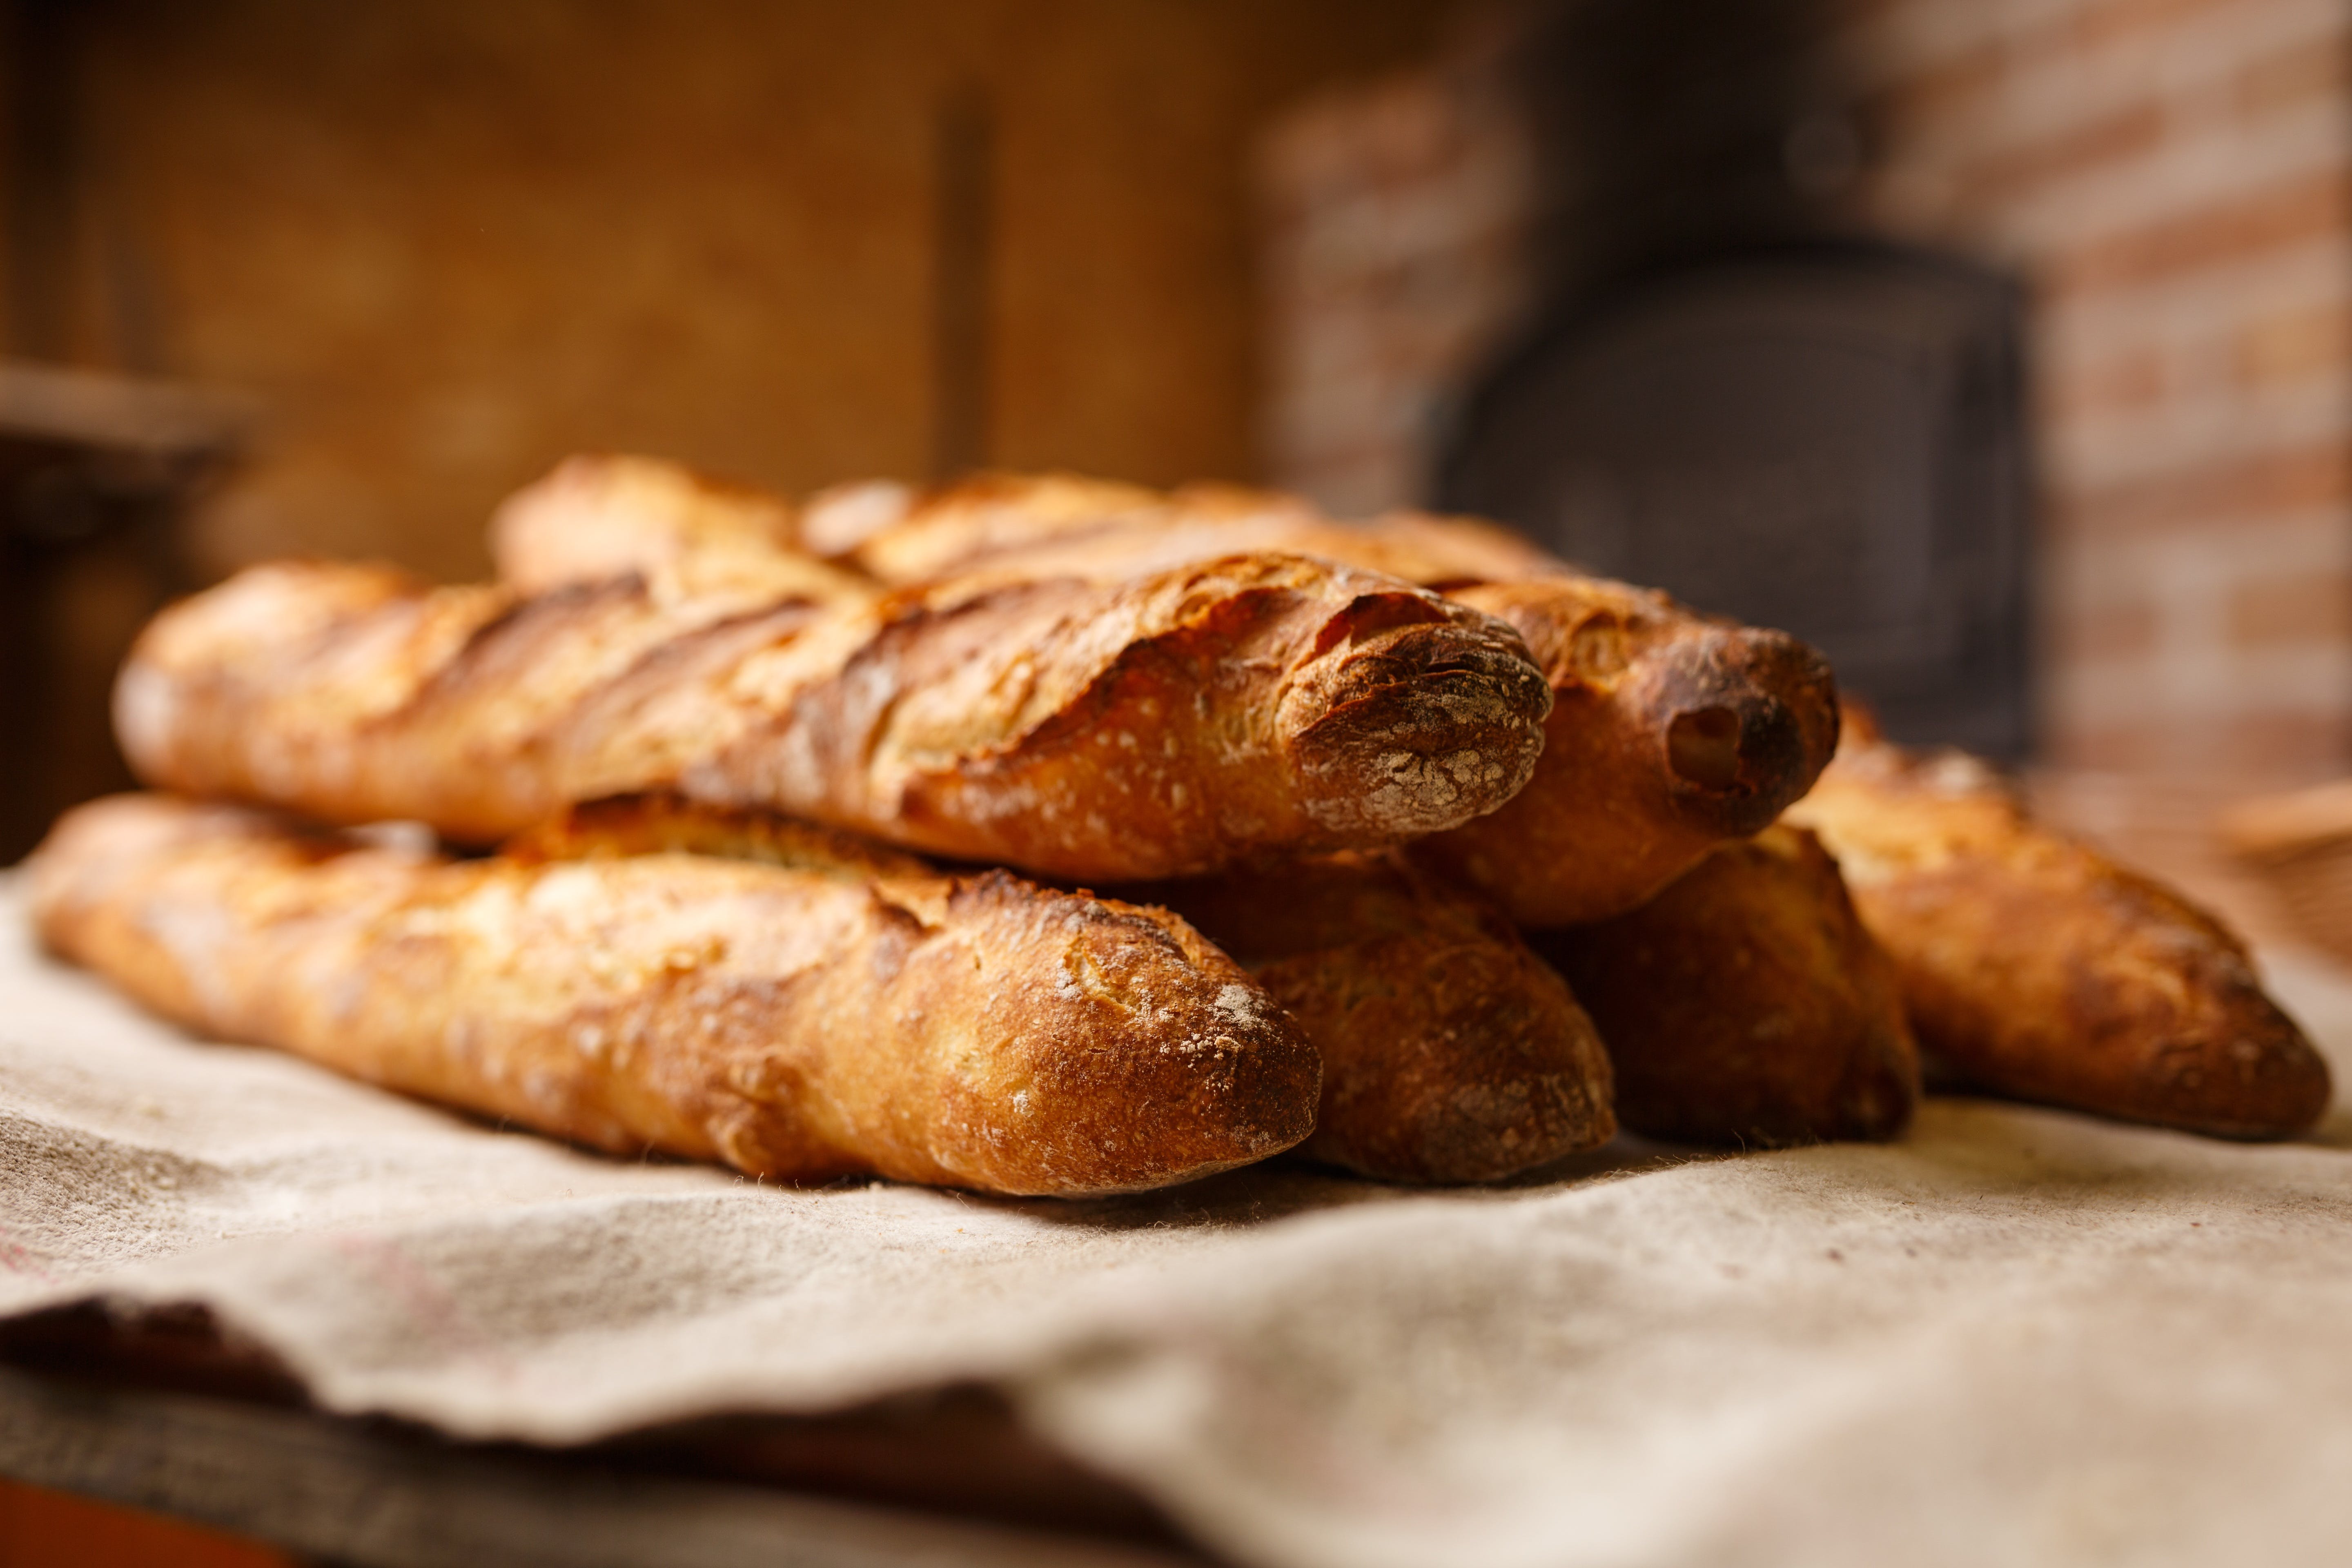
[491,453,868,614]
[30,793,1321,1195]
[116,547,1554,879]
[925,504,1843,925]
[1419,574,1839,925]
[794,466,1561,590]
[1784,718,2332,1139]
[1117,853,1616,1183]
[532,795,1617,1184]
[497,458,1504,604]
[825,470,1185,584]
[1529,824,1918,1146]
[952,522,1842,924]
[489,461,1838,923]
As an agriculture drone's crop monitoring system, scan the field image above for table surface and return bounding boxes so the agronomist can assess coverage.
[0,1358,1207,1568]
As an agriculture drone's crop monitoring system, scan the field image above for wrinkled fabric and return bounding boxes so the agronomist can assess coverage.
[4,879,2350,1568]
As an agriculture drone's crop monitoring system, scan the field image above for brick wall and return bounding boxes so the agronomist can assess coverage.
[1255,33,1532,518]
[1847,0,2352,781]
[1257,0,2352,784]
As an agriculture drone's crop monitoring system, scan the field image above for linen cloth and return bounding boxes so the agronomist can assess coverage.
[4,877,2351,1568]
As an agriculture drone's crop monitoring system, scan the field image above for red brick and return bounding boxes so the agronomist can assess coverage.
[2227,572,2352,648]
[2233,297,2352,391]
[2044,167,2352,296]
[2066,0,2254,53]
[2058,710,2352,780]
[2056,440,2352,538]
[2235,31,2352,117]
[1856,40,2008,148]
[1858,0,2283,142]
[1954,101,2169,205]
[2044,343,2174,423]
[2054,598,2164,661]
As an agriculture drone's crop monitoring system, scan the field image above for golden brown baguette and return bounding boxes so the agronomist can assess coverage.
[822,468,1559,594]
[30,793,1321,1196]
[900,495,1842,924]
[975,526,1841,924]
[116,548,1552,879]
[1784,719,2332,1139]
[827,470,1185,584]
[1417,574,1839,925]
[511,787,936,877]
[496,457,1523,602]
[1115,853,1617,1182]
[490,461,1838,924]
[529,794,1616,1184]
[491,453,869,613]
[1529,824,1919,1147]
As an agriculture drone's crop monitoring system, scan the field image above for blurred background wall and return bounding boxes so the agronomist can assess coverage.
[1259,0,2352,784]
[1855,0,2352,782]
[5,0,1455,581]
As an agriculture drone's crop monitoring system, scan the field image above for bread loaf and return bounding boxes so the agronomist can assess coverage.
[822,467,1560,595]
[116,546,1553,879]
[526,793,1616,1185]
[491,453,867,614]
[486,459,1837,923]
[1530,824,1918,1147]
[1417,574,1840,925]
[1117,853,1617,1183]
[494,456,1485,604]
[31,793,1322,1195]
[958,512,1842,924]
[1785,717,2332,1139]
[827,470,1183,584]
[935,505,1843,925]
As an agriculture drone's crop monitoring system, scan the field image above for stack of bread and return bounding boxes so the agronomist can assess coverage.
[28,457,2333,1197]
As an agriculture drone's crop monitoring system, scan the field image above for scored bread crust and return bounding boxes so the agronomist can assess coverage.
[960,514,1843,925]
[1125,852,1617,1183]
[946,509,1844,925]
[1421,575,1840,926]
[116,546,1553,880]
[1530,824,1919,1147]
[523,796,1615,1185]
[30,793,1321,1196]
[1785,722,2332,1139]
[491,453,868,615]
[486,457,1835,924]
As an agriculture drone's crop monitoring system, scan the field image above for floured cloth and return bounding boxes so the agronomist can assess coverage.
[5,874,2352,1568]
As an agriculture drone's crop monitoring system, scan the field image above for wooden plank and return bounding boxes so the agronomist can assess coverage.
[0,1365,1200,1568]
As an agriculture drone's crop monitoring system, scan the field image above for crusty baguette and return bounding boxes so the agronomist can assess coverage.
[1119,853,1617,1182]
[1529,824,1918,1146]
[530,796,1616,1184]
[488,460,1836,923]
[1417,573,1839,925]
[802,466,1561,595]
[890,496,1842,924]
[30,793,1321,1196]
[116,546,1553,879]
[1784,719,2332,1139]
[497,457,1504,603]
[951,523,1841,924]
[509,788,937,878]
[491,453,869,614]
[828,470,1187,584]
